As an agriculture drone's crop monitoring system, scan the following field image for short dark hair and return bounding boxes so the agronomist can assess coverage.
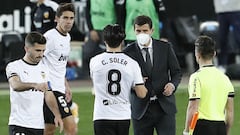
[103,24,126,48]
[195,35,216,60]
[134,15,153,29]
[25,31,46,46]
[56,3,75,17]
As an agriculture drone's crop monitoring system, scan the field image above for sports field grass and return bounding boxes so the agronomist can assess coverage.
[0,86,239,135]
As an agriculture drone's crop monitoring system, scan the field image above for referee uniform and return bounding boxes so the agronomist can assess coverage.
[188,65,235,135]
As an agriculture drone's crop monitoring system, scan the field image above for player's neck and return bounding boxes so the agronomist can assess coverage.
[56,26,68,36]
[23,56,39,65]
[106,45,122,53]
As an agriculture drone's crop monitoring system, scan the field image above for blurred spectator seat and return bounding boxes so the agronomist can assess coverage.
[0,31,24,72]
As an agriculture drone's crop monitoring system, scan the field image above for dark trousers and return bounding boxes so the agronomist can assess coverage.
[132,102,176,135]
[217,11,240,66]
[94,120,130,135]
[193,119,226,135]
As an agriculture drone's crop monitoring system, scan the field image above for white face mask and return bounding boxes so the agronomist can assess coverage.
[136,33,150,46]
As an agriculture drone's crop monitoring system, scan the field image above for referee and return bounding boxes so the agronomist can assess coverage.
[183,35,235,135]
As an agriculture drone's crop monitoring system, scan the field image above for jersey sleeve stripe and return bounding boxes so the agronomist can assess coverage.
[228,92,235,97]
[189,98,200,101]
[7,73,18,79]
[135,83,144,86]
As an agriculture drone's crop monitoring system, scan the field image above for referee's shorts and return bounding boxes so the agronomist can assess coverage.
[193,119,226,135]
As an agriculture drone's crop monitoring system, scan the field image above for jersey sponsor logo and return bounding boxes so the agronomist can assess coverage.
[58,54,69,61]
[102,99,129,106]
[23,71,28,75]
[103,100,109,105]
[192,78,198,98]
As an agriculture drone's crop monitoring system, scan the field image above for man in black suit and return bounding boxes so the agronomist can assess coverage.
[123,15,182,135]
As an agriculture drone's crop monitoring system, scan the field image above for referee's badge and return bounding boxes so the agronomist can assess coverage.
[41,71,46,79]
[64,107,70,113]
[43,11,49,19]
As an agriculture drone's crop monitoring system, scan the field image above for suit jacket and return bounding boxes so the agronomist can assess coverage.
[123,39,182,120]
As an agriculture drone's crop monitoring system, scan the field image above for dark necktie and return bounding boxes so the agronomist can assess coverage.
[143,48,152,74]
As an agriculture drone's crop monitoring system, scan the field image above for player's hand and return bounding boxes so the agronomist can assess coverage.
[35,82,48,92]
[183,131,189,135]
[65,89,72,103]
[54,115,63,133]
[90,30,100,42]
[162,83,175,96]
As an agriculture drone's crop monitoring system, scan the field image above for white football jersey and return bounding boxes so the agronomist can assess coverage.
[42,29,71,93]
[90,52,144,120]
[6,59,49,129]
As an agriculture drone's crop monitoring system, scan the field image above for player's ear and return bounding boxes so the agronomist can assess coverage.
[24,45,29,53]
[54,16,58,23]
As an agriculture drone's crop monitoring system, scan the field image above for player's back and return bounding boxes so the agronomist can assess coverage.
[90,52,142,120]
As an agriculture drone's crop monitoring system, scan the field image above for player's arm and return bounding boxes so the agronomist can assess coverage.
[8,75,49,92]
[133,84,148,98]
[132,62,149,99]
[183,99,199,133]
[44,91,63,133]
[225,95,234,135]
[65,78,72,103]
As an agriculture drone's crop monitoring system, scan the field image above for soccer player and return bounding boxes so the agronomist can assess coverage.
[41,3,77,135]
[90,24,148,135]
[30,0,79,125]
[183,35,235,135]
[6,31,63,135]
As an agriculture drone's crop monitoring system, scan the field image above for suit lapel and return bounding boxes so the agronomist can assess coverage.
[152,40,160,70]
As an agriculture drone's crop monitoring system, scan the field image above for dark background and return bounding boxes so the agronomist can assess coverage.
[0,0,217,81]
[0,0,216,21]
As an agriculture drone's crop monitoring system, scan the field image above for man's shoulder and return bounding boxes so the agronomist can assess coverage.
[153,38,170,45]
[7,59,22,66]
[44,29,57,37]
[123,42,137,52]
[152,39,173,50]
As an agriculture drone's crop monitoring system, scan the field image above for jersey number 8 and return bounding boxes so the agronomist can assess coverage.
[107,69,121,96]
